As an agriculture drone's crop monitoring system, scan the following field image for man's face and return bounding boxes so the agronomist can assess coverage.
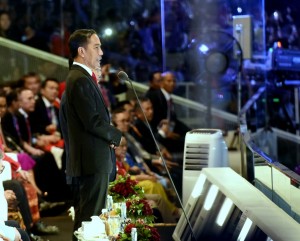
[138,100,153,122]
[82,34,103,71]
[0,97,7,118]
[123,103,134,123]
[24,76,41,96]
[0,13,11,31]
[161,73,176,93]
[115,138,127,160]
[114,112,130,133]
[41,80,59,102]
[19,89,36,113]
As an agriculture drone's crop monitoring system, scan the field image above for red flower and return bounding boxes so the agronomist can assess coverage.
[124,223,136,234]
[109,175,144,202]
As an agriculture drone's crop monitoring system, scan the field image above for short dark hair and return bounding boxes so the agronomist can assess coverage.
[134,97,150,112]
[6,89,18,107]
[111,106,126,126]
[68,29,97,68]
[41,78,59,89]
[149,70,161,82]
[19,72,41,87]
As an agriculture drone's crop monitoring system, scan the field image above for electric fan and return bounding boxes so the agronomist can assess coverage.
[186,30,243,125]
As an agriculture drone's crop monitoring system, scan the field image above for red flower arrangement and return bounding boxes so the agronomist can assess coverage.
[108,175,144,202]
[109,175,160,241]
[116,219,160,241]
[126,197,155,223]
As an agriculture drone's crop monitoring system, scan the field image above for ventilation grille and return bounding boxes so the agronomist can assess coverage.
[184,143,210,170]
[189,129,219,135]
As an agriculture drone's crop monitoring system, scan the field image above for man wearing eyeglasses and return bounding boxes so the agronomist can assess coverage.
[0,157,30,241]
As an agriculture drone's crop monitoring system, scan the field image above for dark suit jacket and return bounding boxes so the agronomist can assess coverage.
[15,111,31,144]
[60,65,122,177]
[130,118,159,155]
[145,89,168,130]
[1,112,23,150]
[145,88,190,138]
[29,96,60,135]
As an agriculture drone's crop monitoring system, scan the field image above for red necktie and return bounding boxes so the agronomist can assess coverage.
[100,84,110,108]
[92,72,98,84]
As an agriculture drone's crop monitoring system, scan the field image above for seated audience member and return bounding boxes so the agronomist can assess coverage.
[131,97,183,196]
[18,73,41,99]
[2,89,69,201]
[118,100,136,123]
[114,137,181,222]
[1,90,43,157]
[29,78,61,136]
[112,107,170,183]
[3,177,60,241]
[145,71,190,153]
[0,90,41,195]
[131,97,179,162]
[0,153,30,241]
[147,71,162,93]
[17,88,63,153]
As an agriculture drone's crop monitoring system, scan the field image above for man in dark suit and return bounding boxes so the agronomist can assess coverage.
[145,71,190,152]
[29,78,60,136]
[60,29,122,240]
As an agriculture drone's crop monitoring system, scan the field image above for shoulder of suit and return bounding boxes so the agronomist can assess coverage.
[71,65,90,77]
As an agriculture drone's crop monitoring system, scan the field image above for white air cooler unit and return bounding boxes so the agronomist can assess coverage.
[182,129,228,206]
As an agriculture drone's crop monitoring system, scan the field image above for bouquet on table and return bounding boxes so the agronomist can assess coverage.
[108,174,145,202]
[116,219,160,241]
[125,196,155,224]
[108,174,160,240]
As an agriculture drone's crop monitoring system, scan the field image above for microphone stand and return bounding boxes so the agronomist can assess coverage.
[118,71,196,241]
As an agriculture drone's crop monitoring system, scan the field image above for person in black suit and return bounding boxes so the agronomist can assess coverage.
[145,71,190,152]
[60,29,122,240]
[29,78,60,136]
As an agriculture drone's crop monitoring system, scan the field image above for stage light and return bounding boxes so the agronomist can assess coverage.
[273,11,279,20]
[103,28,113,37]
[199,44,209,54]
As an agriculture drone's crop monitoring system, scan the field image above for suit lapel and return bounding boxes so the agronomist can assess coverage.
[71,65,110,116]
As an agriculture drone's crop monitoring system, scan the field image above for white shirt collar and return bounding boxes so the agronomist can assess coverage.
[18,108,28,118]
[41,96,52,108]
[161,88,171,101]
[73,61,93,76]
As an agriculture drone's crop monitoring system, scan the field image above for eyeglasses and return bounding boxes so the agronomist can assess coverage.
[0,165,5,174]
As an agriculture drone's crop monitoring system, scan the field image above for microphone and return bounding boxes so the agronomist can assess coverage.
[117,71,129,84]
[117,71,196,241]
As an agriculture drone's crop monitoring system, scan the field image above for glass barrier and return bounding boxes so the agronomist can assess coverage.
[239,83,300,223]
[0,38,68,82]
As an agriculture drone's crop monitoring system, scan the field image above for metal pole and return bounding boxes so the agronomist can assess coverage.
[160,0,166,72]
[294,87,300,135]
